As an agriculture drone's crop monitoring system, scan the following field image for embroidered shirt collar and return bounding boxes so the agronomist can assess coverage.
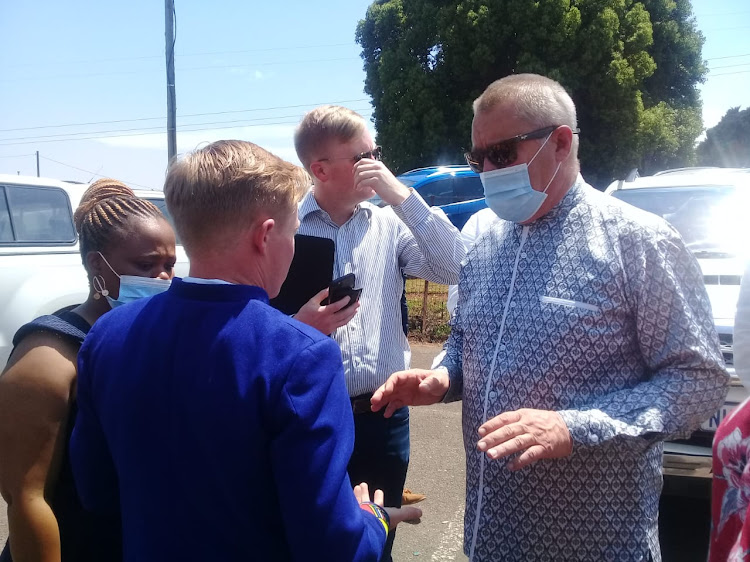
[534,174,586,225]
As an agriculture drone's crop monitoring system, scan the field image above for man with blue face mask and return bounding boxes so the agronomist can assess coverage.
[371,73,728,561]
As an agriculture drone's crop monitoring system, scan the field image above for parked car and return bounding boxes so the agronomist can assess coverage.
[371,165,487,229]
[605,166,750,495]
[0,174,189,367]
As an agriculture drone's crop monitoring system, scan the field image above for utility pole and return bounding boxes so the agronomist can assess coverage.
[165,0,177,163]
[36,151,40,177]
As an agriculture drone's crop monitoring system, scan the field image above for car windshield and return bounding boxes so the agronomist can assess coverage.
[611,185,749,258]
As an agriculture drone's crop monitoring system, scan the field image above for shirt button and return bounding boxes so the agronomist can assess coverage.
[521,252,527,258]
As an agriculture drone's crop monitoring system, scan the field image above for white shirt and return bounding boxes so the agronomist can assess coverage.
[297,189,464,396]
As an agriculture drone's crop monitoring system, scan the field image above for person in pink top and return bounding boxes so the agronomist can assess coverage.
[710,259,750,561]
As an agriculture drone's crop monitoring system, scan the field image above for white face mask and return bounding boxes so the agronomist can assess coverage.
[97,252,171,308]
[480,133,561,223]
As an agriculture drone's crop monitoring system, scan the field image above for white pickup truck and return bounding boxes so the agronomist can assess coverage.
[0,174,189,367]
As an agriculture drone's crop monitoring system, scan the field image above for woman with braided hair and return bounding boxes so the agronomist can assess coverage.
[0,178,176,562]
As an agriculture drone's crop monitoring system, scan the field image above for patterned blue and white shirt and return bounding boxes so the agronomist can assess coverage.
[442,177,729,562]
[299,189,463,397]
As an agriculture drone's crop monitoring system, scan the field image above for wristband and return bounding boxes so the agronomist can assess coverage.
[359,501,390,535]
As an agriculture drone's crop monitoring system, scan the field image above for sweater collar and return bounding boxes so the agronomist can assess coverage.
[169,277,269,304]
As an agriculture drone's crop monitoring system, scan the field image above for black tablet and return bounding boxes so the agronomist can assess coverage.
[269,234,335,316]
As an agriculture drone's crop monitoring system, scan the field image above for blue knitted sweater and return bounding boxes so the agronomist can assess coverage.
[70,278,386,561]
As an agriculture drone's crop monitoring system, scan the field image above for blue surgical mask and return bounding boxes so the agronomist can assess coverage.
[97,252,171,309]
[480,133,561,223]
[106,275,171,308]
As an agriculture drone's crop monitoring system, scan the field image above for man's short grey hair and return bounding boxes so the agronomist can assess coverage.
[473,74,579,151]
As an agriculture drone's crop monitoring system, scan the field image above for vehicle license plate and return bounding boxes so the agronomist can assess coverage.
[701,403,740,431]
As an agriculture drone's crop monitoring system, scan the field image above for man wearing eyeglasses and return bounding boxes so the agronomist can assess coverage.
[291,105,464,561]
[371,74,728,561]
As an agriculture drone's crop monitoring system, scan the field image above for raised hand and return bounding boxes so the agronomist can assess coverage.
[371,368,450,418]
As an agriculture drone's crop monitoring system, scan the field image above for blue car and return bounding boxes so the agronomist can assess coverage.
[371,165,487,230]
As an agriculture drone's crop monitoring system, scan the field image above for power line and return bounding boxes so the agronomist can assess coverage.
[0,113,374,147]
[0,99,368,133]
[39,156,155,190]
[2,56,361,83]
[706,53,750,61]
[0,153,35,159]
[0,108,373,143]
[709,70,750,77]
[709,62,750,70]
[6,43,353,69]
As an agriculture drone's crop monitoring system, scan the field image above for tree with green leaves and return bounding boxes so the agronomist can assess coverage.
[356,0,706,187]
[697,107,750,168]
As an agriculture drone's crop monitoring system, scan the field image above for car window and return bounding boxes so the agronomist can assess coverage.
[398,177,419,188]
[453,176,484,203]
[145,197,181,244]
[0,188,13,242]
[3,185,76,244]
[418,178,454,206]
[611,185,750,257]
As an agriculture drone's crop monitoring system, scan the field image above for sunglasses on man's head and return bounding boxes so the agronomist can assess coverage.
[464,125,577,173]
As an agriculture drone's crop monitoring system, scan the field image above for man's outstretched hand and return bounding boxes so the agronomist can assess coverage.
[370,368,450,418]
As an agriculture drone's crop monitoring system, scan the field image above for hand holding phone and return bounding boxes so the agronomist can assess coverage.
[322,273,362,309]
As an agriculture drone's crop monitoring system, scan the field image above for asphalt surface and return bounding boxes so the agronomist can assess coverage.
[393,343,468,562]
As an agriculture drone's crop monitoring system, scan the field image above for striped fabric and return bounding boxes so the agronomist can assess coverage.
[298,189,464,396]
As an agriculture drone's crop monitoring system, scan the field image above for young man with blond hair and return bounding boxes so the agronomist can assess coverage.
[292,107,463,560]
[70,140,420,562]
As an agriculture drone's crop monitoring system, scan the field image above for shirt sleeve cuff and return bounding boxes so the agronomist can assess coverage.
[392,190,431,226]
[439,366,463,403]
[558,409,601,447]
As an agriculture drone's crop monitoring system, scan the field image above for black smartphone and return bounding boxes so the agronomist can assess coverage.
[322,273,362,308]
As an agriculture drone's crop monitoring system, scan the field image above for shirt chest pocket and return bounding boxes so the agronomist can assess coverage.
[539,295,600,313]
[535,295,611,356]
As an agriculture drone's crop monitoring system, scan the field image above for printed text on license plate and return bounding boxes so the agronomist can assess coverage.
[702,403,740,431]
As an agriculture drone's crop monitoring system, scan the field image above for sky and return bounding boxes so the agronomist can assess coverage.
[0,0,748,190]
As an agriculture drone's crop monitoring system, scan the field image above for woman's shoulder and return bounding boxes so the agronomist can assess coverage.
[12,312,90,350]
[4,312,90,377]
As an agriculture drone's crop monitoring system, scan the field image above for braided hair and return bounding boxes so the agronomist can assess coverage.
[72,178,165,262]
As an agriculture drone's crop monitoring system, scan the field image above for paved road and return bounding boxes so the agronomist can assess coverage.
[393,343,468,561]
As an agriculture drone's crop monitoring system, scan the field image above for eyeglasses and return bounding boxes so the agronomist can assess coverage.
[464,126,578,173]
[319,146,383,164]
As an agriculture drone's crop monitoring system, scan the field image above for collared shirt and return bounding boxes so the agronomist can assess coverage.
[442,177,729,562]
[182,277,232,285]
[298,189,463,396]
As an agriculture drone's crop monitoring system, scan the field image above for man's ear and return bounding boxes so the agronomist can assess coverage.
[309,160,328,183]
[553,126,574,163]
[251,218,276,256]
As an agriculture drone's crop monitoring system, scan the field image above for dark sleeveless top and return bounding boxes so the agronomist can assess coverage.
[0,311,122,562]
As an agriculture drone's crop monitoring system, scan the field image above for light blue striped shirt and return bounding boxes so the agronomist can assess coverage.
[298,189,464,396]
